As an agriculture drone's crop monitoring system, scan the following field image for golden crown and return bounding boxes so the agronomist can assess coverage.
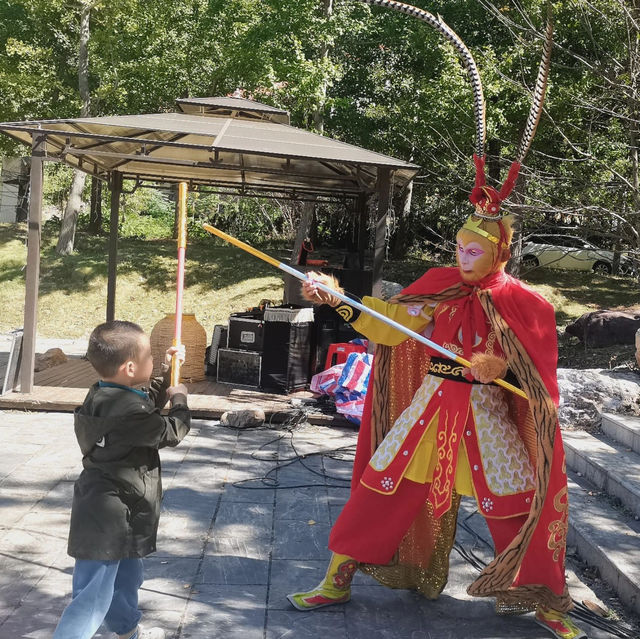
[461,216,499,244]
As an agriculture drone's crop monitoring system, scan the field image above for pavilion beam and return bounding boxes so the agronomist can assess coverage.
[106,171,122,321]
[373,167,391,298]
[20,133,46,393]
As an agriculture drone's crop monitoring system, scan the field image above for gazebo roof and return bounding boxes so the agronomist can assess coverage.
[0,97,419,199]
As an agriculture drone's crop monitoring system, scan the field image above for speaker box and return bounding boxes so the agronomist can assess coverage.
[217,348,262,388]
[228,311,264,351]
[260,306,315,393]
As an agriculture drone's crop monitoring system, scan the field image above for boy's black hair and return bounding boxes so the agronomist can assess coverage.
[87,320,146,377]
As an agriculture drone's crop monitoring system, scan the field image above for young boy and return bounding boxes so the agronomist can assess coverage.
[53,320,191,639]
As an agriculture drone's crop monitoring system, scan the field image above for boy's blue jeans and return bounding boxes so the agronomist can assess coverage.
[53,558,144,639]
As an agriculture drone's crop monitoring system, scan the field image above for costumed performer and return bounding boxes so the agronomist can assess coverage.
[286,189,584,639]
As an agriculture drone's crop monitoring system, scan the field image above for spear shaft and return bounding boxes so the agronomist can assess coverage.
[202,223,527,399]
[171,182,188,385]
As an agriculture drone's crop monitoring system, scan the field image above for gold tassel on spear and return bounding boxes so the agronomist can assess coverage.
[171,182,188,386]
[202,223,527,400]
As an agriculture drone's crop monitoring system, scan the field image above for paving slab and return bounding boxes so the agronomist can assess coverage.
[0,412,637,638]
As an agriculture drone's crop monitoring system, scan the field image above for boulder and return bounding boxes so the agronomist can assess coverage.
[565,310,640,348]
[34,348,67,372]
[220,408,266,429]
[558,367,640,429]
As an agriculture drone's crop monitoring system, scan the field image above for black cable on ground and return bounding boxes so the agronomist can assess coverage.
[212,413,638,638]
[218,408,356,490]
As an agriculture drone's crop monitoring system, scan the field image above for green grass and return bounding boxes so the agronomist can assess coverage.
[1,223,638,370]
[0,224,285,338]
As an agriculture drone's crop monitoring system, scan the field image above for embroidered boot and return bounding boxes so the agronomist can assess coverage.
[287,553,358,610]
[534,607,587,639]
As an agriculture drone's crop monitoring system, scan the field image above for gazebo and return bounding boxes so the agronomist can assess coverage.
[0,96,419,394]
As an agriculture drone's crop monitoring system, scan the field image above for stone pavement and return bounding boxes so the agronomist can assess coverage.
[0,410,632,639]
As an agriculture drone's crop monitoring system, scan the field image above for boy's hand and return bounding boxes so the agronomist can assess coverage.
[165,344,186,366]
[167,383,188,400]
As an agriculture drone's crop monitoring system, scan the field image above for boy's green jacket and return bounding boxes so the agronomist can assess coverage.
[67,371,190,560]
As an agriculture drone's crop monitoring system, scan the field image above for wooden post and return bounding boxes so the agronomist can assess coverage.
[20,133,46,393]
[373,167,391,298]
[106,171,122,321]
[357,192,367,270]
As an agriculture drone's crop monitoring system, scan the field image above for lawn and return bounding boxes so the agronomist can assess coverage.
[1,223,638,368]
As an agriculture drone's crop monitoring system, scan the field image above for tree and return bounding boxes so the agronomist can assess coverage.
[56,0,92,255]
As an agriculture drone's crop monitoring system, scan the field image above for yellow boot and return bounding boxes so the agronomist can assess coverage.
[534,607,587,639]
[287,553,358,610]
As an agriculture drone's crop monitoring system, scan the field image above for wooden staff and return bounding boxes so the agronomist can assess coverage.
[202,223,527,400]
[172,182,188,385]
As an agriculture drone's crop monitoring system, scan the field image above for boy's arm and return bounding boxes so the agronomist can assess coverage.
[126,395,191,449]
[147,364,171,408]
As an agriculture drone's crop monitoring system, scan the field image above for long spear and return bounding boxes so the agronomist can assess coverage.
[171,182,188,385]
[203,223,527,399]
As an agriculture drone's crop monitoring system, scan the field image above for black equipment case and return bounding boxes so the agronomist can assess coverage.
[260,306,314,393]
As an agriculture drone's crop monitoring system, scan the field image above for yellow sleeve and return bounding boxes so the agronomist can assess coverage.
[349,296,433,346]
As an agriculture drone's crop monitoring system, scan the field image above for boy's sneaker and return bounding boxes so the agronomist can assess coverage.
[118,626,166,639]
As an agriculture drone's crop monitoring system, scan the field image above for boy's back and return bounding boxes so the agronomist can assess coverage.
[69,376,190,561]
[54,320,190,639]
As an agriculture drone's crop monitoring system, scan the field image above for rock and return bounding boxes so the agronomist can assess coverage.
[565,310,640,347]
[381,280,404,300]
[34,348,67,372]
[220,408,265,429]
[558,367,640,429]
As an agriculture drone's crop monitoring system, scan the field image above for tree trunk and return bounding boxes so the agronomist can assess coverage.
[289,0,334,265]
[56,0,91,255]
[56,170,87,254]
[506,174,527,278]
[87,176,102,233]
[390,179,413,259]
[290,201,315,265]
[312,0,333,135]
[628,1,640,266]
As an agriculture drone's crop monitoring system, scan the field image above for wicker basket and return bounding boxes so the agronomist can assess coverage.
[150,313,207,382]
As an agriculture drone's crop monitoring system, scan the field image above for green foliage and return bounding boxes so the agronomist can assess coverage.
[116,187,175,239]
[1,0,639,261]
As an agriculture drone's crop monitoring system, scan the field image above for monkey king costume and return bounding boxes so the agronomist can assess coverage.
[288,3,585,637]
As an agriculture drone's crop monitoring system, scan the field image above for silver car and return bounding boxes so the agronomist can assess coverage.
[521,234,637,276]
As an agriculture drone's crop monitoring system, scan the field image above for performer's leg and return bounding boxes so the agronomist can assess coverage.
[287,553,358,610]
[329,478,433,564]
[484,517,586,639]
[287,479,432,611]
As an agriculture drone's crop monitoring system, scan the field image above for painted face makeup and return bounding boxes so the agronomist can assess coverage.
[456,232,496,282]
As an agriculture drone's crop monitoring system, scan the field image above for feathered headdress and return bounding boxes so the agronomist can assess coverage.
[358,0,553,221]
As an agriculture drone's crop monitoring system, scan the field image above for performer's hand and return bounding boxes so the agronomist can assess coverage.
[468,353,507,384]
[165,344,186,366]
[301,271,344,307]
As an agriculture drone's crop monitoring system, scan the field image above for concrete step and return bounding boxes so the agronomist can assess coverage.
[568,470,640,617]
[601,412,640,455]
[563,429,640,517]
